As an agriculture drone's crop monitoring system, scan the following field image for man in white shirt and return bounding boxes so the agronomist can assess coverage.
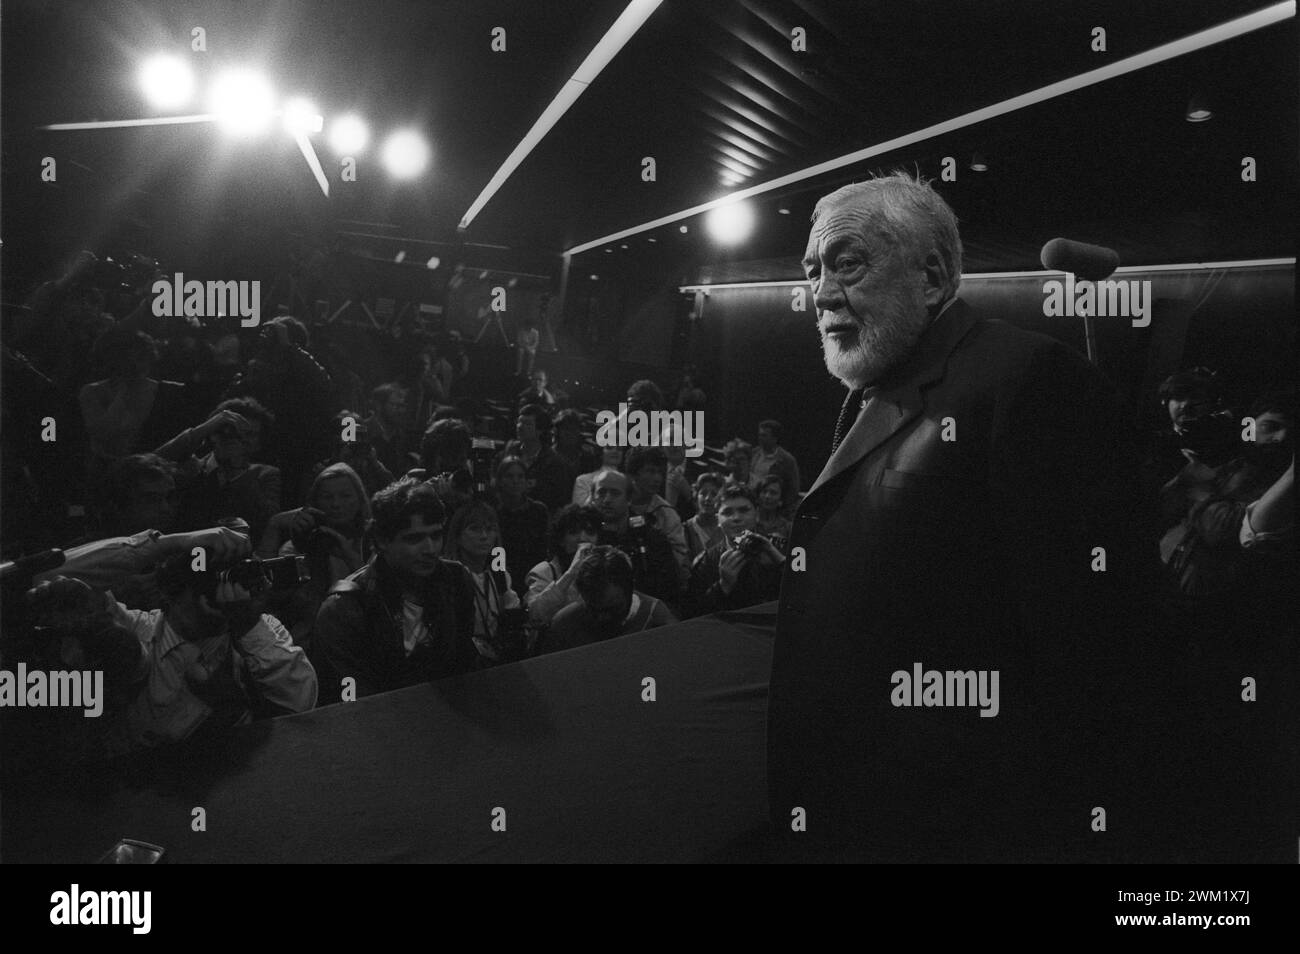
[27,546,317,756]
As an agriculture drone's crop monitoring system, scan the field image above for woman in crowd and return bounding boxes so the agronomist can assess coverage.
[258,461,371,652]
[445,500,523,663]
[684,472,726,561]
[494,456,549,599]
[755,473,793,544]
[525,504,603,627]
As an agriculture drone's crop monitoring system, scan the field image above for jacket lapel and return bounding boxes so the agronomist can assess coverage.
[805,299,980,497]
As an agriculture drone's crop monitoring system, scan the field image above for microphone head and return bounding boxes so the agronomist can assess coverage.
[1041,238,1120,281]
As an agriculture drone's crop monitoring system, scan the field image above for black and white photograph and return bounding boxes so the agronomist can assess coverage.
[0,0,1294,909]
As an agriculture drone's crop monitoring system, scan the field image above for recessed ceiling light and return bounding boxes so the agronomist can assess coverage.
[1186,93,1213,122]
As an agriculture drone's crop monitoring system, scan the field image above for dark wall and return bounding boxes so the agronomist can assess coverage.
[693,265,1295,482]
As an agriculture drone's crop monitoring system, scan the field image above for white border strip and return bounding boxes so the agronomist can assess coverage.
[678,258,1296,291]
[573,1,1295,256]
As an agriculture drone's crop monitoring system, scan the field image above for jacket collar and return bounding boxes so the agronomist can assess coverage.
[806,298,979,496]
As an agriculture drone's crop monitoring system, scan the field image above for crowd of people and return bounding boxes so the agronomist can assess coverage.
[0,249,809,767]
[1,242,1292,783]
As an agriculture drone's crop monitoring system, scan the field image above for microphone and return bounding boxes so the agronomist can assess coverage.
[1040,238,1120,281]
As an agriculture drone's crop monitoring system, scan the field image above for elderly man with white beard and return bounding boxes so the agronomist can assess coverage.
[765,172,1178,862]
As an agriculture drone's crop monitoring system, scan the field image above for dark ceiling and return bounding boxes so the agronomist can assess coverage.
[2,0,1295,292]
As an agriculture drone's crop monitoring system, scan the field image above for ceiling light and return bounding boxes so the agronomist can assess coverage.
[283,97,324,135]
[705,200,755,245]
[1185,93,1213,122]
[208,68,275,136]
[139,54,194,110]
[381,129,430,179]
[328,114,369,153]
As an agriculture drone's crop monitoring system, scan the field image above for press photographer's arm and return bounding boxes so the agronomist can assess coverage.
[28,547,316,752]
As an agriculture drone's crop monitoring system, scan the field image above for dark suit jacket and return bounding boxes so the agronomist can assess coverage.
[767,299,1174,862]
[313,555,480,703]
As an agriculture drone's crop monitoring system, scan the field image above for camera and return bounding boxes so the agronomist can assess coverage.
[468,437,497,495]
[217,555,310,593]
[733,530,770,557]
[1177,410,1239,467]
[176,555,311,600]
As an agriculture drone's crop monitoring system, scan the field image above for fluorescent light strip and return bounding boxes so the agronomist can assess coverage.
[42,114,216,131]
[294,132,330,198]
[458,0,663,230]
[572,1,1295,255]
[677,258,1297,291]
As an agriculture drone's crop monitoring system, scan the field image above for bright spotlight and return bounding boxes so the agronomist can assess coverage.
[381,129,430,179]
[139,54,194,110]
[283,97,323,135]
[208,68,275,136]
[705,201,755,244]
[425,256,441,270]
[327,114,369,154]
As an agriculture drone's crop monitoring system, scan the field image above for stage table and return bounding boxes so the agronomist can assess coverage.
[3,605,777,863]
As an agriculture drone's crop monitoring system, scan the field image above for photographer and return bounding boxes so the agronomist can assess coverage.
[26,544,318,756]
[625,447,690,586]
[1144,368,1236,507]
[35,523,249,599]
[590,470,679,606]
[533,546,676,656]
[226,316,339,498]
[525,503,603,626]
[505,403,574,512]
[258,463,371,653]
[170,398,282,543]
[313,409,396,498]
[1158,393,1296,618]
[687,482,785,617]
